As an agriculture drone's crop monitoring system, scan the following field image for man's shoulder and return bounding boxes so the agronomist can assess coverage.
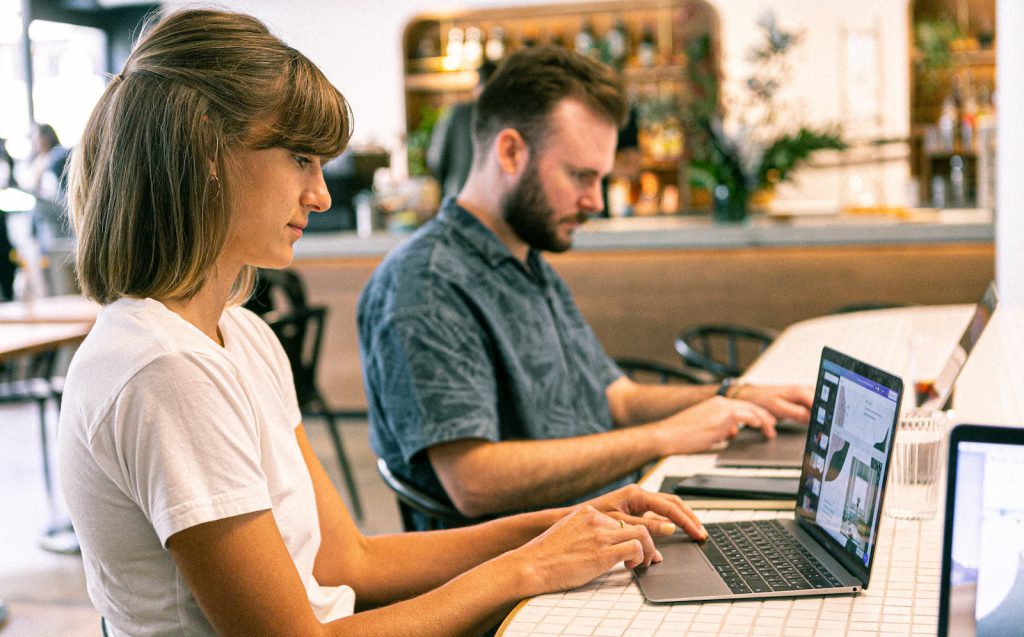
[360,215,477,321]
[377,216,481,288]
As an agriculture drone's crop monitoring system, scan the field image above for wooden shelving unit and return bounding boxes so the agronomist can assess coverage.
[401,0,721,206]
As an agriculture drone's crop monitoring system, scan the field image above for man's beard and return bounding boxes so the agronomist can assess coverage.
[500,159,588,253]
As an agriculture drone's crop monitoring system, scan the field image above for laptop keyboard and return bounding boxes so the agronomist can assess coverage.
[701,520,844,594]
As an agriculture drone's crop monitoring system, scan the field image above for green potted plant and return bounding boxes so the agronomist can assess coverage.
[685,12,847,223]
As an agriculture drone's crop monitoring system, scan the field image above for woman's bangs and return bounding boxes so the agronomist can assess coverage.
[268,56,352,159]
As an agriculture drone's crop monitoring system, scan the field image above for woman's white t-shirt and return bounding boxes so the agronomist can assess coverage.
[58,297,355,636]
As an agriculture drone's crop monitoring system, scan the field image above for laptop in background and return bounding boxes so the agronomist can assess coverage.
[938,424,1024,637]
[635,347,903,603]
[717,281,998,469]
[918,281,998,410]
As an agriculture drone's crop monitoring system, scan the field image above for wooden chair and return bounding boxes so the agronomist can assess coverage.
[674,324,778,381]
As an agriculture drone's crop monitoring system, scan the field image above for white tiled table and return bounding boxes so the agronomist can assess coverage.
[499,303,1023,636]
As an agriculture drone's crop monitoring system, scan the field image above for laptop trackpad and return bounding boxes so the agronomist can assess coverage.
[633,534,731,602]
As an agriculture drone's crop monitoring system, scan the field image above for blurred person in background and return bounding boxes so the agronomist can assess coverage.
[427,60,498,202]
[29,123,71,253]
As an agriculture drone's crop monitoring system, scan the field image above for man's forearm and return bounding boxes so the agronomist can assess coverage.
[428,426,667,517]
[610,381,719,426]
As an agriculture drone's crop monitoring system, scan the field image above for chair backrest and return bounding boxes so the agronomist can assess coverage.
[265,306,328,410]
[613,357,706,385]
[829,301,910,315]
[0,349,58,401]
[376,458,476,531]
[245,269,309,318]
[674,323,778,380]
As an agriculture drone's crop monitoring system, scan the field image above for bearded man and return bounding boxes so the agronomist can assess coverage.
[357,46,812,530]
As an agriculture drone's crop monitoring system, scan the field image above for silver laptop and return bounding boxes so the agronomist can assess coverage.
[918,281,998,410]
[635,347,903,603]
[938,424,1024,637]
[716,282,998,470]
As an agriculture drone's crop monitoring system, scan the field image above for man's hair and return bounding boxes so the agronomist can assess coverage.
[471,45,627,161]
[70,9,352,305]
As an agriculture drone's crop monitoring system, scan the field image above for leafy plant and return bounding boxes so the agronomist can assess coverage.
[406,105,442,177]
[914,18,959,97]
[684,12,846,220]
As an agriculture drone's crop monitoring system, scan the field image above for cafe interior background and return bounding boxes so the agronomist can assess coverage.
[0,0,1021,634]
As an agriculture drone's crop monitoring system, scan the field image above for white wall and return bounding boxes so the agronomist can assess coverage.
[709,0,911,209]
[996,0,1023,306]
[165,0,909,204]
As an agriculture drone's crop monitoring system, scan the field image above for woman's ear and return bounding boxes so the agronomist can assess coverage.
[493,128,529,177]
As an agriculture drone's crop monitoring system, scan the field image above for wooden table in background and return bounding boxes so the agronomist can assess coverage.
[0,294,100,325]
[0,322,92,360]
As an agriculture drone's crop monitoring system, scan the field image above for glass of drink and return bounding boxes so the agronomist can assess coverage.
[886,408,950,520]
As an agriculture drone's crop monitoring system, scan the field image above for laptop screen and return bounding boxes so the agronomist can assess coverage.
[939,425,1024,637]
[919,281,998,410]
[795,347,903,585]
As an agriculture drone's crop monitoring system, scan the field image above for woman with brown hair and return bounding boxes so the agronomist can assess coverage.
[58,9,706,636]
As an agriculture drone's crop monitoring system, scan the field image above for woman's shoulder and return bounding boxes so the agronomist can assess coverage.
[221,304,278,351]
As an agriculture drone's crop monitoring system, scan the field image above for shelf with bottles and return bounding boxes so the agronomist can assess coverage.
[403,4,695,77]
[909,0,996,206]
[402,0,720,205]
[402,0,718,127]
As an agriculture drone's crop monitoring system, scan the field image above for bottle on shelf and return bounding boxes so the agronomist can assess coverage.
[637,24,657,67]
[522,25,541,48]
[485,27,507,62]
[960,84,977,152]
[937,96,957,153]
[602,18,630,69]
[949,155,966,206]
[463,27,484,68]
[574,20,598,59]
[444,27,464,70]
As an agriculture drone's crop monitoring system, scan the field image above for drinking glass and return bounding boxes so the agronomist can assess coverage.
[886,408,949,520]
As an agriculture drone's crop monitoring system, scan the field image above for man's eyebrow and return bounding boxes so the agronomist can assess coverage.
[566,165,600,177]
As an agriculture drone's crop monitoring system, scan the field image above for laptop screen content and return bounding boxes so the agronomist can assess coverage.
[795,352,901,575]
[944,436,1024,636]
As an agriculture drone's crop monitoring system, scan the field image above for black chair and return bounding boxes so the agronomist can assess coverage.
[829,302,910,315]
[376,458,476,532]
[0,349,75,550]
[267,306,363,520]
[1,350,59,498]
[674,324,778,381]
[613,357,706,385]
[245,269,308,319]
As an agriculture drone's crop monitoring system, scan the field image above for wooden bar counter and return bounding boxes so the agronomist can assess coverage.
[291,210,994,409]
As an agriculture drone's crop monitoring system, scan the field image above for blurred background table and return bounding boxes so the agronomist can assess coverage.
[0,295,100,325]
[0,321,91,358]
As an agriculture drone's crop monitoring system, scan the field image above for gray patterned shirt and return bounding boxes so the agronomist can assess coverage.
[357,200,628,527]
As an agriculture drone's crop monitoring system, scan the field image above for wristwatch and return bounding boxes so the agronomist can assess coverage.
[716,377,736,397]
